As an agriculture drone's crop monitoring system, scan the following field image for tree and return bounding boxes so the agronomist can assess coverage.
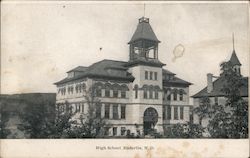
[164,122,204,138]
[0,102,11,138]
[208,61,248,138]
[193,97,213,125]
[48,101,76,138]
[63,86,107,138]
[18,100,55,138]
[207,104,232,138]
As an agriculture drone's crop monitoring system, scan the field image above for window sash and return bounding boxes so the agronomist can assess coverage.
[113,105,119,119]
[150,72,153,80]
[180,107,184,120]
[104,104,110,119]
[113,127,117,136]
[121,127,126,136]
[121,91,126,98]
[155,91,158,99]
[154,72,157,80]
[174,107,178,120]
[144,90,147,99]
[96,104,102,118]
[149,90,153,99]
[113,90,118,98]
[145,71,148,79]
[105,89,110,97]
[167,106,171,120]
[121,105,126,119]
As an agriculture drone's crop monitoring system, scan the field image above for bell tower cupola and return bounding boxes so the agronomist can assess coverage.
[127,17,164,67]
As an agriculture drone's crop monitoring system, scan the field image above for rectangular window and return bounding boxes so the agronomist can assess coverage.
[75,104,81,113]
[174,92,177,101]
[105,89,110,97]
[96,103,102,118]
[113,104,119,119]
[167,94,171,100]
[167,106,171,120]
[104,104,110,119]
[135,90,138,99]
[81,103,84,113]
[150,72,153,80]
[155,91,158,99]
[180,92,183,101]
[121,105,126,119]
[149,90,153,99]
[163,106,166,120]
[180,107,184,120]
[121,127,126,136]
[121,91,126,98]
[113,127,117,136]
[215,97,218,105]
[113,90,118,98]
[144,90,147,99]
[104,127,110,136]
[174,107,178,120]
[96,89,102,97]
[154,72,157,80]
[145,71,148,80]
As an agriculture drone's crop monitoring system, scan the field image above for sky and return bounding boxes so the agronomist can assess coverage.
[1,2,249,98]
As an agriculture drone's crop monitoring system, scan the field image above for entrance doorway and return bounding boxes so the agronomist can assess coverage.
[143,107,158,135]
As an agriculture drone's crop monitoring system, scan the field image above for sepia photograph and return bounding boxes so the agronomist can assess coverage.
[0,1,249,157]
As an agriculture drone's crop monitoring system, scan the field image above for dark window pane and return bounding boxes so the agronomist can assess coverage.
[149,90,153,99]
[174,91,177,101]
[81,103,84,113]
[104,127,110,136]
[145,71,148,80]
[113,127,117,136]
[167,106,171,119]
[121,91,126,98]
[121,105,126,119]
[150,72,153,80]
[121,127,126,136]
[167,94,171,100]
[144,90,147,99]
[215,97,218,105]
[113,90,118,98]
[96,88,102,97]
[154,72,157,80]
[179,91,183,101]
[174,107,178,120]
[155,91,158,99]
[113,105,118,119]
[96,103,102,118]
[105,89,110,97]
[104,104,110,119]
[180,107,184,120]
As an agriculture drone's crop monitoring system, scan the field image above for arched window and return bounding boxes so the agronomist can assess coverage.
[173,90,178,101]
[95,85,102,97]
[167,94,171,100]
[179,90,184,101]
[144,90,148,99]
[105,89,110,97]
[155,90,158,99]
[149,90,153,99]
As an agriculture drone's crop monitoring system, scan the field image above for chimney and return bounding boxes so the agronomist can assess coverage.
[207,73,213,93]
